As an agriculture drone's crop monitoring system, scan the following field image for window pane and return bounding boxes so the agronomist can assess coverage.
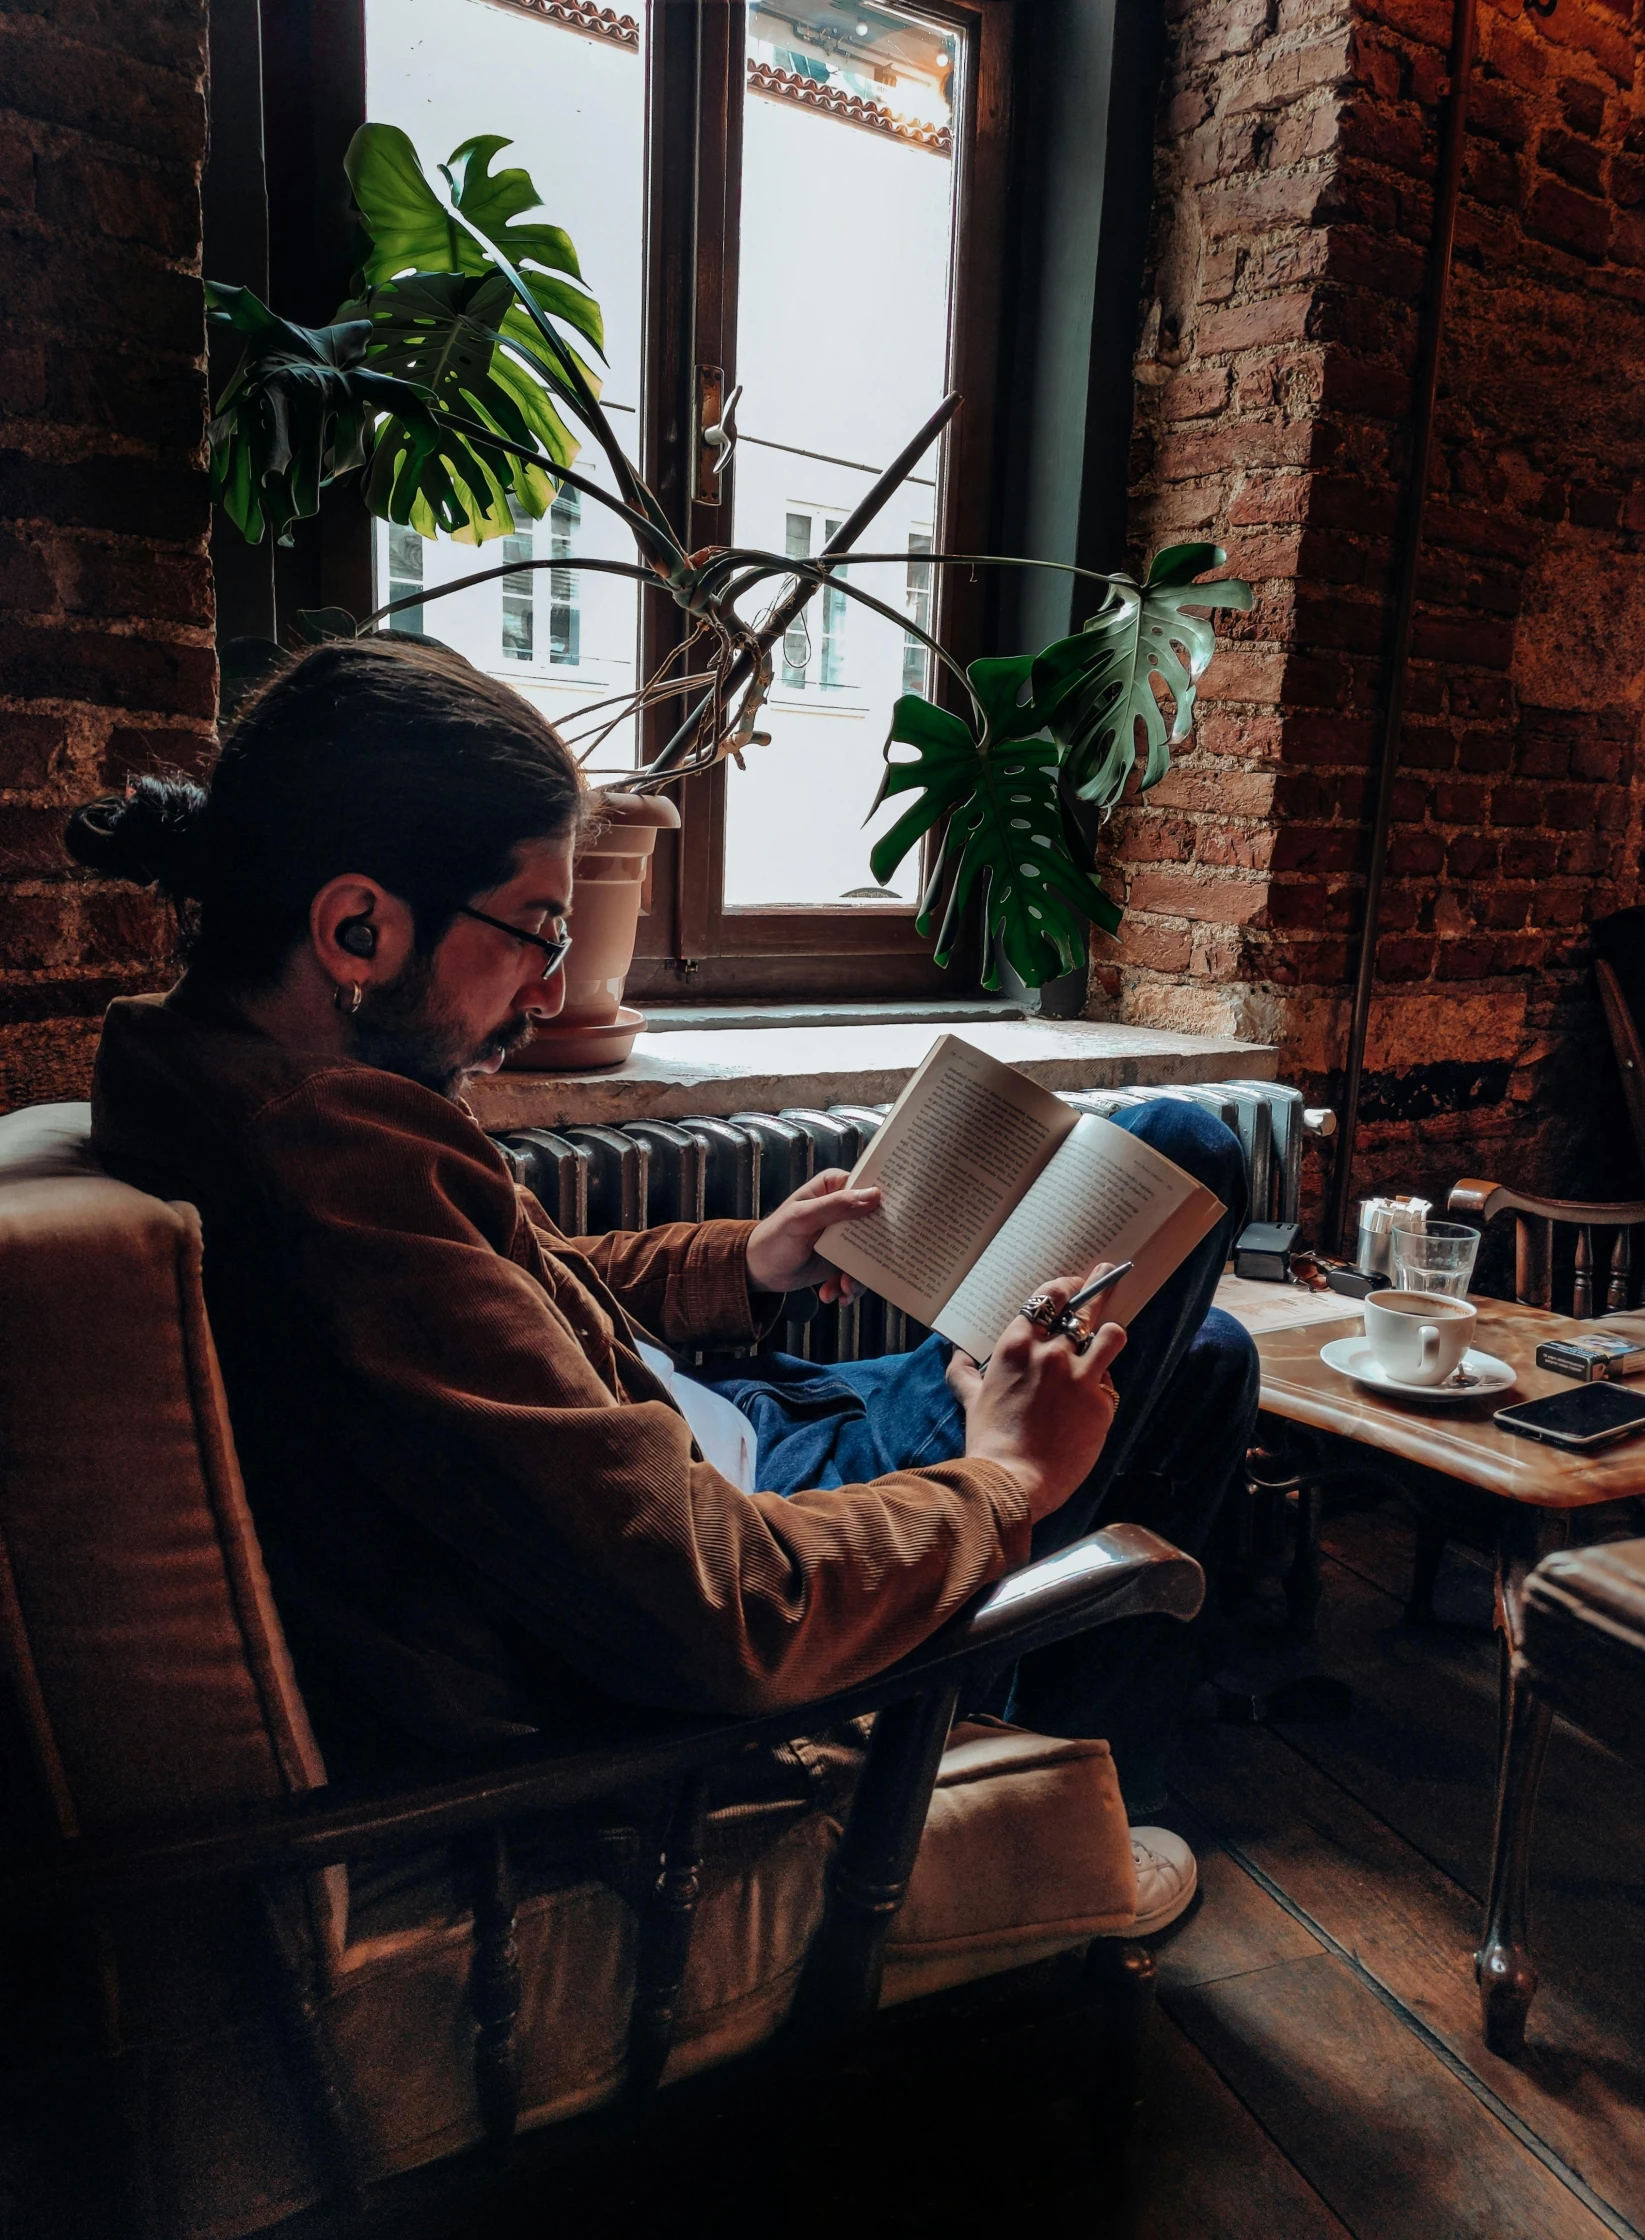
[725,2,958,910]
[365,0,644,773]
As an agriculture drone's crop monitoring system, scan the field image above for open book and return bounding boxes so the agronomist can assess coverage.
[817,1035,1225,1361]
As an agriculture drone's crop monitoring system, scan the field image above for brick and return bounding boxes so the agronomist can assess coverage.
[1227,471,1309,526]
[1199,170,1332,243]
[1162,365,1233,420]
[0,453,208,543]
[1122,869,1270,925]
[0,127,35,215]
[1558,77,1608,136]
[1524,177,1612,260]
[1156,418,1313,481]
[57,542,212,628]
[1612,152,1645,207]
[0,226,204,353]
[0,623,215,717]
[1470,83,1532,149]
[1294,586,1386,653]
[0,709,69,788]
[1356,0,1451,46]
[33,148,197,262]
[1223,31,1355,115]
[1270,823,1361,872]
[1197,293,1316,356]
[7,0,208,76]
[0,24,205,162]
[1539,127,1607,195]
[0,527,55,611]
[1116,920,1193,973]
[1544,3,1635,86]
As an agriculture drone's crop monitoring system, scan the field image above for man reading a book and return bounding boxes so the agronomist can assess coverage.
[73,640,1257,1929]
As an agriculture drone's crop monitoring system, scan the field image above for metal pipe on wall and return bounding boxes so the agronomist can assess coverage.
[1326,0,1479,1249]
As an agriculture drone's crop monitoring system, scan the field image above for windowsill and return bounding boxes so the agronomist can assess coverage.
[464,1012,1277,1131]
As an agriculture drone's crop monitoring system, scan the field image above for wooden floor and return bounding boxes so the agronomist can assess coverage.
[295,1497,1645,2240]
[1135,1498,1645,2240]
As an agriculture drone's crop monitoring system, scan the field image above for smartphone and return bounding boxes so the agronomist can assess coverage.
[1495,1381,1645,1450]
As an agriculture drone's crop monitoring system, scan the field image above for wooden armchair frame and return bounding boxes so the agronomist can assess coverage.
[0,1522,1202,2229]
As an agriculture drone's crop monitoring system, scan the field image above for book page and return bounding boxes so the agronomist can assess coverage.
[937,1113,1224,1361]
[816,1034,1078,1325]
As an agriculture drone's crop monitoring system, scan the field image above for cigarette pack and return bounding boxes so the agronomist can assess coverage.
[1534,1334,1645,1382]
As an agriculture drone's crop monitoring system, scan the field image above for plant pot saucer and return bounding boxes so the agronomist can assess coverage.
[502,1005,647,1074]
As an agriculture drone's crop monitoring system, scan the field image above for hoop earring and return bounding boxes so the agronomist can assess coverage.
[333,980,364,1017]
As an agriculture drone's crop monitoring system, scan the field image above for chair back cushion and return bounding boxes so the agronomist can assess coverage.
[0,1102,328,1836]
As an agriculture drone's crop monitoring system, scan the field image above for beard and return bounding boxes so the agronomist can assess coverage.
[348,950,538,1097]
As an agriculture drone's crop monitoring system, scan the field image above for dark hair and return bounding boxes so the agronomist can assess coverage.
[65,637,585,988]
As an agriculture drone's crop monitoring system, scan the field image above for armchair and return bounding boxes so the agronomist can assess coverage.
[0,1102,1203,2239]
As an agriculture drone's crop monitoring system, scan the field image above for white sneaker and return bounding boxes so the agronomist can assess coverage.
[1129,1826,1198,1934]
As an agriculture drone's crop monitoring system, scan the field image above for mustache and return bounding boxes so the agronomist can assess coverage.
[474,1013,539,1063]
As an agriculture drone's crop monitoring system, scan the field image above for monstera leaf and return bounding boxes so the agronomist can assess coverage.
[205,283,430,545]
[870,658,1121,991]
[346,126,594,315]
[1032,544,1251,808]
[348,271,578,541]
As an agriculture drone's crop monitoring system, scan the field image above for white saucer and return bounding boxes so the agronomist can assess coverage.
[1319,1337,1516,1404]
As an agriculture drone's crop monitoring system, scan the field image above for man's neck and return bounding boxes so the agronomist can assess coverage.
[178,959,353,1062]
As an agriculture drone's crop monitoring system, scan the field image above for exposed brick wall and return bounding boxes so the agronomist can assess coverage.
[1110,0,1645,1233]
[0,0,214,1111]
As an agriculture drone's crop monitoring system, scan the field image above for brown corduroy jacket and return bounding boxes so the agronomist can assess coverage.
[90,994,1031,1769]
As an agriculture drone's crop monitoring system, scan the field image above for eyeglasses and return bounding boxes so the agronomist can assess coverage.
[455,904,573,981]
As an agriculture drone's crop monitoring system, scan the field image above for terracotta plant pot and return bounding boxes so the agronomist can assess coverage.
[503,790,680,1072]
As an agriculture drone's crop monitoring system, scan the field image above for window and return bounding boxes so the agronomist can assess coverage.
[262,0,1020,997]
[548,489,581,667]
[385,523,424,638]
[501,505,533,665]
[903,528,933,698]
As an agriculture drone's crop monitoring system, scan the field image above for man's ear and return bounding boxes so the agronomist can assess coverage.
[310,876,415,994]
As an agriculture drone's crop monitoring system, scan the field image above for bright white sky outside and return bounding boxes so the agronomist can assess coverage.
[364,0,956,910]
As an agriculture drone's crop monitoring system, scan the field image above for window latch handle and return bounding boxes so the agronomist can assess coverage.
[695,367,740,505]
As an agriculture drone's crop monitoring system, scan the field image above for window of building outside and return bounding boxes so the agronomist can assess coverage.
[363,0,1004,996]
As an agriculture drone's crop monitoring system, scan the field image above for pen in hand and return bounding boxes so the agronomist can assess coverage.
[1064,1260,1135,1318]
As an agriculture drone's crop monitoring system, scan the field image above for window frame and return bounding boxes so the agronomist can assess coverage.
[629,0,1015,1002]
[244,0,1024,1000]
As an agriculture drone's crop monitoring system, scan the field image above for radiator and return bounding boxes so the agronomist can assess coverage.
[494,1077,1318,1366]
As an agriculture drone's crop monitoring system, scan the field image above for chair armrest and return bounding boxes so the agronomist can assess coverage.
[1449,1179,1645,1228]
[882,1521,1203,1680]
[0,1528,1201,1918]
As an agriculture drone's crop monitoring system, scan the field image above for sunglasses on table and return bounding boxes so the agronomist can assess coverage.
[454,904,573,980]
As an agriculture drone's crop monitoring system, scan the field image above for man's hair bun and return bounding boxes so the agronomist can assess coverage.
[64,776,210,903]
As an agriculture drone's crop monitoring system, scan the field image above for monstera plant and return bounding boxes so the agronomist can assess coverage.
[206,122,1250,990]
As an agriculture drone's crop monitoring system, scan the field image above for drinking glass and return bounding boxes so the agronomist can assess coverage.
[1392,1221,1480,1299]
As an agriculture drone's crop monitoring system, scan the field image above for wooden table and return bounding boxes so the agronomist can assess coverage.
[1219,1279,1645,2055]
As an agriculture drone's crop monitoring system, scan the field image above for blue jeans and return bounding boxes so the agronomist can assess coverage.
[698,1100,1261,1816]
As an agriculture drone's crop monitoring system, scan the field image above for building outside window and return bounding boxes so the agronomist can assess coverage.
[819,519,847,689]
[501,503,533,664]
[548,488,581,666]
[902,528,933,698]
[781,512,810,688]
[385,523,424,637]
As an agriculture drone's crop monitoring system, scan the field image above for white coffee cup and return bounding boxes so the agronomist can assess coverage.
[1362,1288,1476,1386]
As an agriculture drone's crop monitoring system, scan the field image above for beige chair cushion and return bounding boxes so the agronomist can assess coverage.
[0,1102,328,1835]
[274,1719,1132,2215]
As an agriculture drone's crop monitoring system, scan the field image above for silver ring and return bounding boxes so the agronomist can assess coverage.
[1020,1292,1062,1332]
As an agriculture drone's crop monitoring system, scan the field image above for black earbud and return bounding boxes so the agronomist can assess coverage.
[338,916,378,959]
